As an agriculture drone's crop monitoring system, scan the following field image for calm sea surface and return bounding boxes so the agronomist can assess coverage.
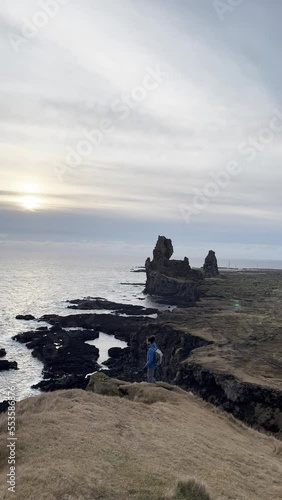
[1,249,282,402]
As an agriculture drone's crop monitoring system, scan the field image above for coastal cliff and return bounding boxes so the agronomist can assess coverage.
[10,239,282,438]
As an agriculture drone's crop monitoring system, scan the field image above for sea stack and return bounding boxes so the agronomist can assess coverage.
[144,236,203,305]
[203,250,219,278]
[153,235,174,261]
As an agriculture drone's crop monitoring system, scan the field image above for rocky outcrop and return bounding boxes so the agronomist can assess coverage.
[101,321,211,383]
[67,297,157,315]
[86,372,126,396]
[145,236,205,305]
[0,401,9,413]
[34,374,89,392]
[175,362,282,435]
[144,272,204,306]
[0,348,6,358]
[145,236,191,278]
[13,303,282,436]
[203,250,219,278]
[86,374,192,406]
[0,360,18,371]
[13,326,100,391]
[131,267,146,273]
[153,235,174,260]
[16,314,35,321]
[14,310,209,389]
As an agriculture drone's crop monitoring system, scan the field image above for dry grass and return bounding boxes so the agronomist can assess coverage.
[161,478,211,499]
[0,383,282,499]
[161,269,282,391]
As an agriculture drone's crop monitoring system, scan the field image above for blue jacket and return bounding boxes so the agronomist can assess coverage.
[144,342,157,369]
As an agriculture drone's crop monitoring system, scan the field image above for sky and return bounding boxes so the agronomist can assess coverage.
[1,0,282,259]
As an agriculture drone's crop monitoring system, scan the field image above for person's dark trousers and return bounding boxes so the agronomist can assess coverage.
[147,367,156,383]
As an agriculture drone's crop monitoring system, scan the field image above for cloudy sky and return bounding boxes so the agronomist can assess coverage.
[1,0,282,259]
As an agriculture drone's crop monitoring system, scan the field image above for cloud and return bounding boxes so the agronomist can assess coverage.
[0,0,282,255]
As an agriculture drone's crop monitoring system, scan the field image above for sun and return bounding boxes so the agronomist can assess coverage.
[18,181,43,211]
[21,195,42,211]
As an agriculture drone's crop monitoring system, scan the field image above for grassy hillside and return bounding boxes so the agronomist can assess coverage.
[0,382,281,499]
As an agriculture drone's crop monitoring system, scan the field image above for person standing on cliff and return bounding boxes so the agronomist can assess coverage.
[144,336,158,383]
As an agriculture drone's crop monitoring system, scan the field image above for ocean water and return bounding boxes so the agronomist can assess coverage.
[0,251,156,403]
[1,249,282,404]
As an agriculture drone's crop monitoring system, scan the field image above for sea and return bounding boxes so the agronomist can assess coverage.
[1,249,282,404]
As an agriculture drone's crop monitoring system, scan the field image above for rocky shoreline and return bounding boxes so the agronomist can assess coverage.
[0,347,18,372]
[11,302,282,437]
[13,325,100,392]
[0,348,18,414]
[10,301,282,435]
[67,297,158,315]
[3,237,282,437]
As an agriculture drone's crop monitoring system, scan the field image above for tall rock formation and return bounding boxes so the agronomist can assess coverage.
[203,250,219,278]
[144,236,204,305]
[153,236,174,260]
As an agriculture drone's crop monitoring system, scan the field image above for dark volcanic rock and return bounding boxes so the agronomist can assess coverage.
[175,362,282,434]
[203,250,220,278]
[67,297,157,316]
[0,348,6,358]
[16,314,35,321]
[13,304,282,436]
[38,312,145,336]
[153,235,174,260]
[32,374,89,392]
[0,360,18,371]
[15,310,210,388]
[131,267,146,273]
[13,326,100,391]
[120,282,145,286]
[145,236,205,306]
[103,322,211,383]
[0,401,9,413]
[108,347,130,358]
[145,272,205,306]
[146,236,191,278]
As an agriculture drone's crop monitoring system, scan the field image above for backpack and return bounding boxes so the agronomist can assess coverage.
[154,348,163,366]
